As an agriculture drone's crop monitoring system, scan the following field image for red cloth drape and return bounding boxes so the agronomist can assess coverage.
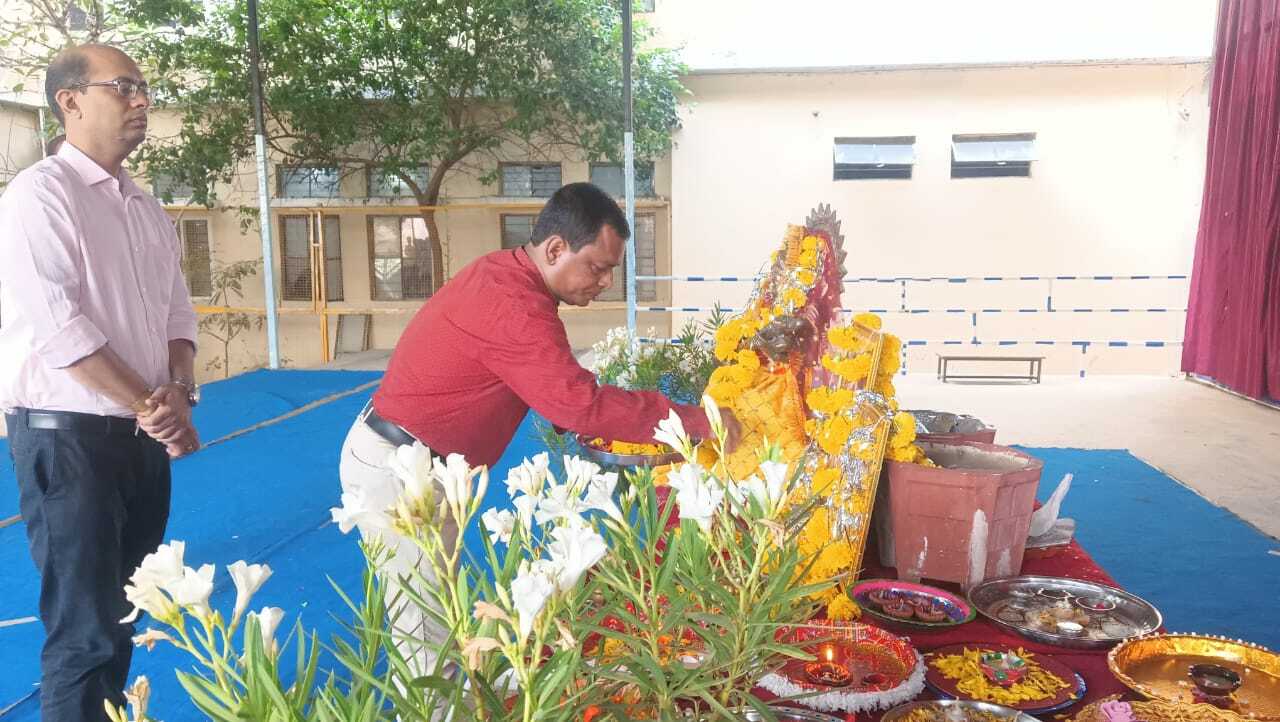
[1182,0,1280,402]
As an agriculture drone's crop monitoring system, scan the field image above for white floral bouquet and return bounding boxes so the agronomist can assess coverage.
[116,397,829,721]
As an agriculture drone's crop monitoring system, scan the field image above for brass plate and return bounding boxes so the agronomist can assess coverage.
[1109,634,1280,720]
[1069,695,1250,722]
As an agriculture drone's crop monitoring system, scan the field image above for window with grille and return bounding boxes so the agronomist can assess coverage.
[951,133,1036,178]
[596,213,657,303]
[590,162,655,197]
[369,216,434,300]
[833,137,916,180]
[277,165,341,198]
[66,2,88,31]
[369,164,430,198]
[153,172,194,203]
[500,163,562,197]
[177,219,212,297]
[280,215,343,301]
[500,214,538,249]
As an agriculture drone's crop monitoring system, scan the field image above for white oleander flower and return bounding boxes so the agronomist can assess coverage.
[251,606,285,655]
[505,452,550,499]
[130,541,186,590]
[164,563,216,620]
[227,560,273,624]
[582,471,623,522]
[562,455,601,493]
[547,524,607,591]
[387,442,436,501]
[329,485,392,536]
[511,562,556,641]
[667,463,724,532]
[482,508,517,545]
[653,409,694,459]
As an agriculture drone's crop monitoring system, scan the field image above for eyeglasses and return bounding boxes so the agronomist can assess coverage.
[68,78,150,100]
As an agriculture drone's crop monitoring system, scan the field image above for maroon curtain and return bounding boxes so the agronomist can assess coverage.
[1182,0,1280,402]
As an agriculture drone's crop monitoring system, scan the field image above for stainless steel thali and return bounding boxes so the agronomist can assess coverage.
[576,436,682,468]
[882,700,1042,722]
[968,575,1162,649]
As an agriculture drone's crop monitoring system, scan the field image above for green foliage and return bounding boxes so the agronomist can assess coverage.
[198,259,263,378]
[114,0,687,286]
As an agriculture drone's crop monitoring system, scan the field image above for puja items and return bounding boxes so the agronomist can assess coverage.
[969,575,1163,649]
[907,410,997,444]
[882,700,1041,722]
[1070,695,1251,722]
[926,644,1085,713]
[1108,634,1280,720]
[757,621,926,715]
[577,434,682,468]
[850,579,977,629]
[979,651,1029,687]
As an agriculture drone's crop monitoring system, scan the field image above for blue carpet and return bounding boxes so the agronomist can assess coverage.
[1023,447,1280,648]
[0,369,382,521]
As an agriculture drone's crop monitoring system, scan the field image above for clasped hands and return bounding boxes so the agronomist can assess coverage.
[134,384,200,458]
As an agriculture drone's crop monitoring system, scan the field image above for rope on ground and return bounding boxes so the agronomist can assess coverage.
[0,378,381,531]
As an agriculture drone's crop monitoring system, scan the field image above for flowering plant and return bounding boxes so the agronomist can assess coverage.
[120,397,829,721]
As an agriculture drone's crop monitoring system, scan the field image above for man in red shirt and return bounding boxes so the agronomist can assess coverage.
[336,182,736,670]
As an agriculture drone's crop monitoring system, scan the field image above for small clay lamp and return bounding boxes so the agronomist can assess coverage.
[979,651,1028,687]
[913,598,951,623]
[1037,587,1073,601]
[883,598,917,620]
[1188,664,1242,709]
[805,645,852,687]
[1055,621,1086,637]
[868,587,898,607]
[1074,596,1117,612]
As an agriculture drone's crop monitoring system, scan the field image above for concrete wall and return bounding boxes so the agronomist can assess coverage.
[669,62,1211,375]
[0,101,41,187]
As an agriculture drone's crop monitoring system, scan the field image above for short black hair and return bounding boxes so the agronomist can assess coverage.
[45,46,92,126]
[45,134,66,156]
[531,182,631,252]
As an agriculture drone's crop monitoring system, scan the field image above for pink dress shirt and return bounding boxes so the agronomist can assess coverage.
[0,143,198,418]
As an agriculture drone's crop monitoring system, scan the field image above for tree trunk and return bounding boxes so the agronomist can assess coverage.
[420,206,445,293]
[416,166,451,294]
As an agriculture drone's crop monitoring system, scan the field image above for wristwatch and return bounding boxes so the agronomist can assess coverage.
[173,377,201,407]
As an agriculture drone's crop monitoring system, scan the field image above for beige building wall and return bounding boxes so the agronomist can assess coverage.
[0,100,42,187]
[157,137,676,381]
[668,61,1211,375]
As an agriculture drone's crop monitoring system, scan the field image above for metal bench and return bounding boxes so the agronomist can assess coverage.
[937,354,1044,384]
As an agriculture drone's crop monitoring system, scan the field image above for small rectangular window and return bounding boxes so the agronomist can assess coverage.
[951,133,1036,178]
[500,163,562,197]
[177,219,211,297]
[279,215,343,301]
[596,213,657,303]
[369,164,430,198]
[368,216,434,300]
[153,172,194,203]
[590,162,655,197]
[501,214,538,249]
[278,165,341,198]
[833,137,915,180]
[636,0,655,12]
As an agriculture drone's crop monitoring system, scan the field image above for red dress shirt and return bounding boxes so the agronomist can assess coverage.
[374,247,711,467]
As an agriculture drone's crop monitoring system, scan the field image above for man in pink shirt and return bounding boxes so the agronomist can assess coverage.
[0,44,200,721]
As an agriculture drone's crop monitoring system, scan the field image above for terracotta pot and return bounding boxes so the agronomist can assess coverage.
[879,441,1043,588]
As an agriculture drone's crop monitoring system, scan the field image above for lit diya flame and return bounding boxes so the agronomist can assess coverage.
[804,645,853,687]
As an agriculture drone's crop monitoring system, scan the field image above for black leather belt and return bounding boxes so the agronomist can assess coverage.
[360,400,416,447]
[6,408,139,435]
